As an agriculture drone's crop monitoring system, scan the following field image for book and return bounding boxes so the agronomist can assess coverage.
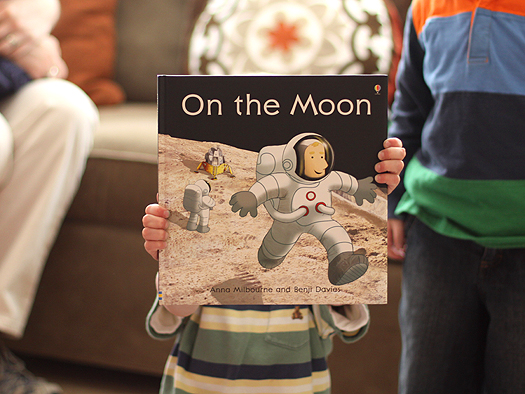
[158,74,388,305]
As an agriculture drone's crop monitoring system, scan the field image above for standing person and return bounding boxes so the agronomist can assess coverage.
[0,0,98,392]
[388,1,525,393]
[143,137,405,394]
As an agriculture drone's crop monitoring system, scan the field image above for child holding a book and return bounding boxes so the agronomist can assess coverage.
[142,137,405,394]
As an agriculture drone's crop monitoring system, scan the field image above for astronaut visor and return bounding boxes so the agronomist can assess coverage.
[293,135,334,180]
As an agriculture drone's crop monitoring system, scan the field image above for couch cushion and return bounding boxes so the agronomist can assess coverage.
[114,0,206,102]
[52,0,125,106]
[93,103,158,164]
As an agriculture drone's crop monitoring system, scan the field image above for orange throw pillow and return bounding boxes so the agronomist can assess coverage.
[52,0,125,106]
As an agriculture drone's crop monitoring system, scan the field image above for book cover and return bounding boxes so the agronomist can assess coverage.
[158,74,388,305]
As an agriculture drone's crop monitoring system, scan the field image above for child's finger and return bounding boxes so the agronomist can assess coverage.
[374,157,404,175]
[144,240,166,260]
[384,137,403,148]
[142,213,169,230]
[378,146,406,161]
[374,172,400,191]
[145,203,170,218]
[142,227,168,242]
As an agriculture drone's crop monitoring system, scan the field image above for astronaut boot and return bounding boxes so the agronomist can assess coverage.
[186,221,198,231]
[197,224,210,233]
[328,249,368,286]
[258,248,285,269]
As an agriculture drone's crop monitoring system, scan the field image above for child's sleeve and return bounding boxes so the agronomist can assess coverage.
[312,304,370,343]
[388,5,434,219]
[145,297,186,340]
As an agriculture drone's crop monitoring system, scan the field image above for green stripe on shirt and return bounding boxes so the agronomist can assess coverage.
[396,157,525,248]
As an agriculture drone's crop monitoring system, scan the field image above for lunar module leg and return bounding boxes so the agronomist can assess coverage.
[310,220,368,285]
[224,164,234,177]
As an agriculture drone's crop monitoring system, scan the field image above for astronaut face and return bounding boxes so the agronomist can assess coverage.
[303,142,328,179]
[291,133,334,181]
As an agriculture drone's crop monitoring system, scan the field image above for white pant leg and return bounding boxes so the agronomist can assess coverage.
[260,220,302,259]
[308,220,354,262]
[0,116,13,188]
[198,208,210,227]
[0,79,98,338]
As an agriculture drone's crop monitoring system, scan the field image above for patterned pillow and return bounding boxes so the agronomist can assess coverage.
[188,0,402,104]
[52,0,125,106]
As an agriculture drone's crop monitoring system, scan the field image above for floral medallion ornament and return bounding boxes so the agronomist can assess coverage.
[188,0,401,100]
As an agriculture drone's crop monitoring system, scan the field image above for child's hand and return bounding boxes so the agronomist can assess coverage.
[374,137,405,195]
[143,204,199,316]
[388,218,406,261]
[142,203,170,260]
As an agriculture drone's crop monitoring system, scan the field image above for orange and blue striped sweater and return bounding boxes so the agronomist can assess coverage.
[389,0,525,248]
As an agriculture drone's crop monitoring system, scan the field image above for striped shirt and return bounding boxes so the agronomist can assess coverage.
[389,0,525,248]
[147,302,369,394]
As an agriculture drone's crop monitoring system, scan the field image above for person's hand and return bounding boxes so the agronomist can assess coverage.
[0,1,67,78]
[142,203,170,260]
[388,218,405,261]
[13,34,67,79]
[375,137,405,195]
[0,0,60,41]
[144,203,199,317]
[0,2,36,58]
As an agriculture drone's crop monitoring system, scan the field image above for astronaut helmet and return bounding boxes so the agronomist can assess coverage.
[195,179,211,196]
[282,132,334,183]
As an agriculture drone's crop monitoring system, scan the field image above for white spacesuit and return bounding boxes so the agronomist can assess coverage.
[183,179,216,233]
[230,132,377,285]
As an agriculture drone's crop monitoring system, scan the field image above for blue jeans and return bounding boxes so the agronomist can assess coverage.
[399,217,525,394]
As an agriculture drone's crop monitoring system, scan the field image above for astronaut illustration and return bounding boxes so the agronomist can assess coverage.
[229,132,377,286]
[183,179,215,233]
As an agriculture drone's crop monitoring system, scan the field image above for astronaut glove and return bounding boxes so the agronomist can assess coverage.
[353,177,377,206]
[229,191,258,217]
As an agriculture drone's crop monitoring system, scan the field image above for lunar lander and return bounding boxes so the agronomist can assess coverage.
[195,146,235,180]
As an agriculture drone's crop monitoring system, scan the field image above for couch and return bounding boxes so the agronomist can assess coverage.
[6,1,410,393]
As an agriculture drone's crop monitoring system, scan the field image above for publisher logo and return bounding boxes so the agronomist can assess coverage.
[374,84,382,95]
